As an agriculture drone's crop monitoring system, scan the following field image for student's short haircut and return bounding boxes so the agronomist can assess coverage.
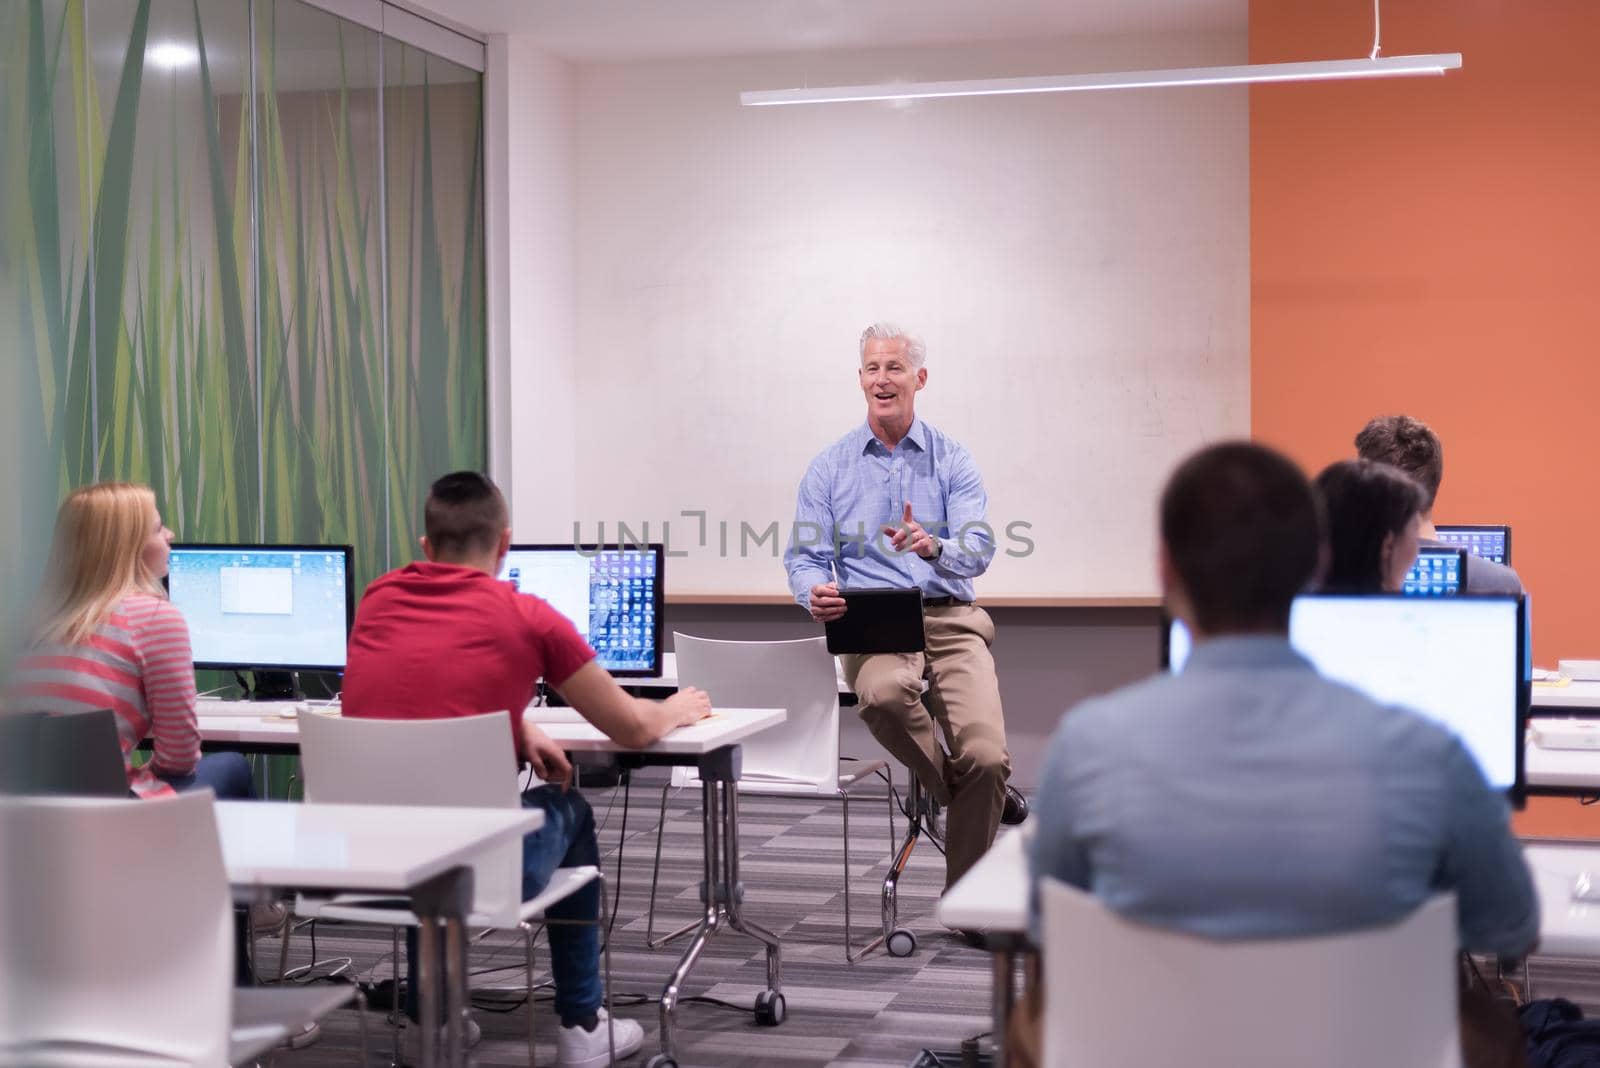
[1160,442,1324,633]
[424,471,508,559]
[1354,415,1443,511]
[1314,459,1427,594]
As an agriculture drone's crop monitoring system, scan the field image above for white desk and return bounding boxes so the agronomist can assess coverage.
[1523,841,1600,957]
[193,706,786,754]
[217,801,540,1068]
[216,800,540,891]
[938,830,1600,1068]
[526,707,790,1062]
[1533,681,1600,712]
[938,828,1028,934]
[198,709,790,1065]
[937,830,1029,1068]
[527,705,786,753]
[1526,735,1600,792]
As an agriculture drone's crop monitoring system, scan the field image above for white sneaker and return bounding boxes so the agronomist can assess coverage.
[401,1013,482,1064]
[556,1008,645,1068]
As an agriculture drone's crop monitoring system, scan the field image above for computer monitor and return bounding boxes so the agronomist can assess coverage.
[1433,524,1512,567]
[165,544,354,673]
[496,544,663,678]
[1163,595,1526,797]
[1403,547,1465,597]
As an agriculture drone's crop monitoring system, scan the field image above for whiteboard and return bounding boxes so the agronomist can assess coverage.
[565,44,1249,599]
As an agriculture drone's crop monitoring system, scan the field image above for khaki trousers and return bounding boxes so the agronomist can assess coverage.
[841,604,1010,888]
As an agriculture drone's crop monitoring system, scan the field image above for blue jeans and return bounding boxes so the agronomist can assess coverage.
[159,752,257,799]
[406,786,603,1028]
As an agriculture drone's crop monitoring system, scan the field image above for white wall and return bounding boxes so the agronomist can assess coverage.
[502,30,1250,597]
[489,35,580,539]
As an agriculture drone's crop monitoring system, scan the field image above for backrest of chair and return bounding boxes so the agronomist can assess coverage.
[297,712,524,923]
[0,712,47,794]
[36,709,130,797]
[0,792,232,1065]
[672,634,840,788]
[0,708,128,798]
[1039,879,1461,1068]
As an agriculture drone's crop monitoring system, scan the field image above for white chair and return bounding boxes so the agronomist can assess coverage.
[0,791,360,1067]
[1038,878,1461,1068]
[645,634,896,961]
[291,710,608,1067]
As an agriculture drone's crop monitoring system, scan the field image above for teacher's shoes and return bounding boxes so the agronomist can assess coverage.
[557,1008,645,1068]
[1000,784,1029,826]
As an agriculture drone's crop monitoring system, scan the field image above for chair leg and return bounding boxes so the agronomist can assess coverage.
[391,928,404,1068]
[845,772,906,963]
[275,913,293,982]
[353,985,371,1068]
[841,787,862,961]
[884,764,897,858]
[524,921,538,1067]
[600,871,617,1067]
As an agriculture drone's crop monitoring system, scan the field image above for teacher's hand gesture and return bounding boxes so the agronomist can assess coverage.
[882,501,940,560]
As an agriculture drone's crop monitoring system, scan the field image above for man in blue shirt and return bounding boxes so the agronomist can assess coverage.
[784,322,1013,890]
[1029,441,1538,956]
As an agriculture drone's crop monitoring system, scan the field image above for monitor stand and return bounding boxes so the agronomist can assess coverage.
[246,670,300,701]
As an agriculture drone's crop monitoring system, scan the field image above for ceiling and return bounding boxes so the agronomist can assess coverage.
[396,0,1244,62]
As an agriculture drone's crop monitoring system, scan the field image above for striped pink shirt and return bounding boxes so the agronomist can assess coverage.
[10,593,200,798]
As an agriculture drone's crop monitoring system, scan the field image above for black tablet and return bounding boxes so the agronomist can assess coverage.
[824,587,926,655]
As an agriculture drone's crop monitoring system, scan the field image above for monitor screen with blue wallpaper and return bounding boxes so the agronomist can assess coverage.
[1433,524,1512,567]
[166,545,353,671]
[497,544,663,678]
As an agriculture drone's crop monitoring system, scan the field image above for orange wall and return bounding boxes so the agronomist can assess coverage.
[1250,1,1600,834]
[1250,0,1600,665]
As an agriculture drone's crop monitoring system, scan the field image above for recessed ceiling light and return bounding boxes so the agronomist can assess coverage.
[148,42,200,70]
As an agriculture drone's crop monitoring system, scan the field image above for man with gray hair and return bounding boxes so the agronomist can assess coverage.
[784,323,1021,900]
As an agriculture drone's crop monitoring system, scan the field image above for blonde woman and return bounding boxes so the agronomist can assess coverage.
[10,483,254,798]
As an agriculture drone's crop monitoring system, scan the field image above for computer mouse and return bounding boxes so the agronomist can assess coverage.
[1573,872,1600,902]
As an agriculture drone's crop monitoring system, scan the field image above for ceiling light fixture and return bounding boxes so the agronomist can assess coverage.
[740,53,1461,107]
[147,42,200,70]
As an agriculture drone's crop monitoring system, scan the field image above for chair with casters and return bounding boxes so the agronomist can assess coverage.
[0,790,363,1067]
[1037,878,1461,1068]
[645,634,896,962]
[290,710,610,1068]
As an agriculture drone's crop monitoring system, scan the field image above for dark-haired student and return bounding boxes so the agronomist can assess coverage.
[1355,414,1523,595]
[1021,442,1536,1066]
[1314,458,1427,593]
[342,471,711,1067]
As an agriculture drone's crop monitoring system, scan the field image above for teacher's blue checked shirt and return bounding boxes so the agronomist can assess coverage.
[1028,636,1539,957]
[784,418,995,609]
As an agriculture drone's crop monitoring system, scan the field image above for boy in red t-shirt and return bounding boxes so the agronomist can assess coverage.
[344,472,710,1066]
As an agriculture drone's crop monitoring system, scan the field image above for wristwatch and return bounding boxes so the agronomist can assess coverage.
[929,536,944,560]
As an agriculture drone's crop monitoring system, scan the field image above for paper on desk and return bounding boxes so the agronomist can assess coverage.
[1535,678,1573,689]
